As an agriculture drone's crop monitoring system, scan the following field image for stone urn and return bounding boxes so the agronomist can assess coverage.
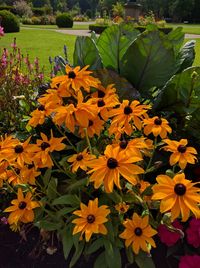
[124,0,142,21]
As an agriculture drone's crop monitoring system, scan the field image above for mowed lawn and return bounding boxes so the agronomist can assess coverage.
[0,28,77,75]
[1,25,200,76]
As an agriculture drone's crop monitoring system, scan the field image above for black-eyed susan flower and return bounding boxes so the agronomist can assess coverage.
[4,188,40,225]
[109,100,150,135]
[163,139,197,169]
[87,145,144,193]
[0,135,18,161]
[51,65,100,96]
[78,116,105,138]
[120,213,157,254]
[3,136,33,167]
[20,164,41,185]
[68,149,96,173]
[28,105,51,127]
[115,202,129,214]
[72,198,110,242]
[152,173,200,222]
[38,89,63,110]
[53,104,76,133]
[30,132,65,168]
[143,116,172,139]
[91,83,117,99]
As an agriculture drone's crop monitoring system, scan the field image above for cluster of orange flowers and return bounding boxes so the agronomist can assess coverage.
[1,65,200,255]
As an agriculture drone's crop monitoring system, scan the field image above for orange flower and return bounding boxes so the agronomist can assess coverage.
[68,149,96,173]
[28,105,51,127]
[4,188,40,225]
[0,135,18,161]
[51,65,100,97]
[115,202,129,214]
[87,145,144,193]
[53,104,76,133]
[72,198,110,242]
[109,100,150,135]
[163,139,197,169]
[78,116,105,138]
[143,116,172,138]
[30,132,65,168]
[120,213,157,254]
[38,89,63,110]
[152,173,200,222]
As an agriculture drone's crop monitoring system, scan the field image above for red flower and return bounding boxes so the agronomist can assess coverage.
[158,220,183,246]
[179,255,200,268]
[186,218,200,248]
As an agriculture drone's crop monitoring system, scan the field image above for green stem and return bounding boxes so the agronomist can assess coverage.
[145,137,157,173]
[84,128,93,154]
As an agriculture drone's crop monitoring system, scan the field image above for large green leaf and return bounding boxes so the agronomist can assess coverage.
[153,66,200,114]
[175,40,196,73]
[167,27,184,55]
[97,24,140,73]
[93,69,140,100]
[73,36,102,70]
[121,26,176,94]
[135,252,155,268]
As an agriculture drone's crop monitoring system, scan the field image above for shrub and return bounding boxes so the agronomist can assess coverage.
[56,13,73,28]
[21,17,33,25]
[32,7,45,16]
[0,5,16,14]
[31,16,41,25]
[89,24,108,34]
[13,0,33,18]
[0,10,20,33]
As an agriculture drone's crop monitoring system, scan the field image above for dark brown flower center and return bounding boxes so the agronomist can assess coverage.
[89,120,94,127]
[97,99,105,107]
[76,154,83,161]
[134,227,142,236]
[174,183,186,196]
[124,106,133,115]
[154,118,162,125]
[18,201,27,210]
[98,90,105,98]
[107,158,118,169]
[41,142,50,151]
[87,214,95,224]
[68,71,76,79]
[38,105,45,111]
[177,145,187,153]
[15,168,20,175]
[28,164,34,169]
[136,183,141,189]
[119,140,128,149]
[14,145,24,154]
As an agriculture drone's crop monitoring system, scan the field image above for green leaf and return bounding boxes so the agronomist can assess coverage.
[154,66,200,114]
[52,194,80,206]
[97,24,140,73]
[121,28,176,95]
[105,246,122,268]
[93,69,140,101]
[167,27,184,55]
[46,177,58,200]
[85,238,104,255]
[176,40,196,72]
[135,251,155,268]
[60,227,74,259]
[69,241,85,268]
[35,220,61,231]
[41,169,52,187]
[73,36,102,70]
[94,252,108,268]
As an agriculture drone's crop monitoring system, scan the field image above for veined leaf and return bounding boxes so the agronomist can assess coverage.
[73,36,102,70]
[97,24,140,73]
[52,194,80,206]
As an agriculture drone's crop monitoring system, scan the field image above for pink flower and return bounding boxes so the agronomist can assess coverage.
[158,220,183,246]
[179,255,200,268]
[186,218,200,248]
[0,26,4,36]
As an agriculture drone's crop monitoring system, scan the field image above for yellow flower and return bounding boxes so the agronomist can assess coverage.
[38,89,63,110]
[143,116,172,138]
[138,180,151,194]
[68,149,96,173]
[51,65,100,97]
[91,83,117,99]
[87,145,144,193]
[72,198,110,242]
[0,135,18,162]
[4,188,40,225]
[2,136,33,167]
[28,105,50,127]
[115,202,129,214]
[20,164,41,185]
[109,100,150,135]
[78,116,105,138]
[152,173,200,222]
[53,104,76,133]
[30,132,65,168]
[120,213,157,254]
[163,139,197,169]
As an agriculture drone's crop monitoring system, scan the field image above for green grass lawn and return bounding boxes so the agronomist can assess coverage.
[168,23,200,35]
[21,23,90,30]
[1,29,76,75]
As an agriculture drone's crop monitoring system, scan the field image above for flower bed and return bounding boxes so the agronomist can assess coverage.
[0,24,200,268]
